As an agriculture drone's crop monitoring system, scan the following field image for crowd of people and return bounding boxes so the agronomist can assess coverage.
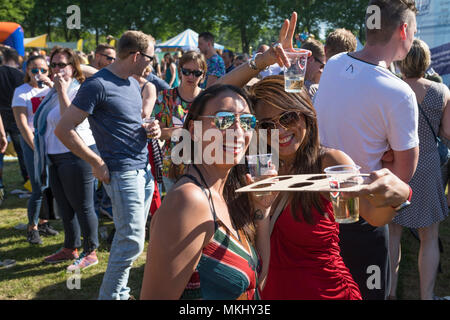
[0,0,449,300]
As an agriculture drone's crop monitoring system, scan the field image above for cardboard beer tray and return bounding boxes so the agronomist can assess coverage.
[235,173,371,193]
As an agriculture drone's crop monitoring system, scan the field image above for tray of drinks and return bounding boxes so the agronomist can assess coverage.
[235,173,371,193]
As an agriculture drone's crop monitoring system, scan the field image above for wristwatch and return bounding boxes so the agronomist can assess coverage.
[248,53,268,71]
[392,185,412,212]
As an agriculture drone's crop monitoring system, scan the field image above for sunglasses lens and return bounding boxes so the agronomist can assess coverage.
[239,115,256,131]
[31,69,38,74]
[279,112,300,128]
[41,69,48,73]
[259,121,276,130]
[193,71,203,77]
[215,112,235,130]
[181,69,190,76]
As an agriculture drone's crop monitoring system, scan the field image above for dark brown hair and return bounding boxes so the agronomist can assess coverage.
[247,75,324,224]
[24,55,47,83]
[182,84,257,244]
[366,0,418,45]
[178,50,207,77]
[49,47,85,83]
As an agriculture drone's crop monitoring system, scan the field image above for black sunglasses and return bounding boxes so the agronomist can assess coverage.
[258,111,302,131]
[31,68,48,74]
[50,62,70,69]
[100,53,116,61]
[181,68,203,77]
[313,56,325,69]
[130,51,154,62]
[199,111,257,131]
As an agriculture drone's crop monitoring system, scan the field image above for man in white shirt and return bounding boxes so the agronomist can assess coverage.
[314,0,419,300]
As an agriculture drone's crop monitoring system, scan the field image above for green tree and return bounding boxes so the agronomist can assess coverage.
[0,0,34,23]
[221,0,271,54]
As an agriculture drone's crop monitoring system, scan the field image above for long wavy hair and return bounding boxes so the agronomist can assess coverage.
[182,84,257,244]
[247,75,325,224]
[49,46,85,83]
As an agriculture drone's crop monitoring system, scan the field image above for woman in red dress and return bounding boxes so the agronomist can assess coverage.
[218,12,412,299]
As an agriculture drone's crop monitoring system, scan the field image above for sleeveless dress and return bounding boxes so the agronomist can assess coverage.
[261,196,362,300]
[179,174,261,300]
[393,82,448,228]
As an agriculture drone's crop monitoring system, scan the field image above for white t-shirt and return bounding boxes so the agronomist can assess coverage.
[45,89,95,154]
[314,53,419,173]
[11,83,50,131]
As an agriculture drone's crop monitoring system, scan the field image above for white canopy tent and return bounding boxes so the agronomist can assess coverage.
[156,29,224,51]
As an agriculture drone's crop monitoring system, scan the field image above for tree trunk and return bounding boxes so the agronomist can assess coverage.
[240,26,249,54]
[95,27,99,46]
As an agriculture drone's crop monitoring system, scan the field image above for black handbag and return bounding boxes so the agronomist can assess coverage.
[417,104,450,167]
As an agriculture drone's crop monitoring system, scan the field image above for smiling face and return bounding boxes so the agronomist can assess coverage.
[255,101,306,162]
[190,89,253,168]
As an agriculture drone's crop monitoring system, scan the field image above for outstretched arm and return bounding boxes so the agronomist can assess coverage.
[217,12,299,88]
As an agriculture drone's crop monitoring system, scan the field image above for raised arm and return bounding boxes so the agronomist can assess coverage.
[217,12,298,88]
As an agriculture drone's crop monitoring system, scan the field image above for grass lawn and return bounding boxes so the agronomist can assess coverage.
[0,159,147,300]
[0,158,449,300]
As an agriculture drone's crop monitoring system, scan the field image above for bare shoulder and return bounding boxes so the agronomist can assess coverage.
[80,64,98,78]
[320,147,355,170]
[152,179,215,241]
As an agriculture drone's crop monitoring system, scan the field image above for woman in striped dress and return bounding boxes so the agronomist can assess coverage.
[140,84,275,299]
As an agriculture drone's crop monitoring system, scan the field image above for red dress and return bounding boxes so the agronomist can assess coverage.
[261,196,362,300]
[147,143,161,216]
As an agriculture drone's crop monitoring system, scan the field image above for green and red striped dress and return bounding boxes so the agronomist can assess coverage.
[181,220,261,300]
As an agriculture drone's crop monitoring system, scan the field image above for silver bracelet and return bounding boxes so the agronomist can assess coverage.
[248,53,268,71]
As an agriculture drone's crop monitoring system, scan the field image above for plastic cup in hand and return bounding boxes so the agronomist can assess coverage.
[247,153,273,197]
[143,117,156,138]
[324,164,362,224]
[35,75,44,88]
[283,49,311,93]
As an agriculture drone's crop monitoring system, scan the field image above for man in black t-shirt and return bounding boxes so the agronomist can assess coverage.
[0,46,28,189]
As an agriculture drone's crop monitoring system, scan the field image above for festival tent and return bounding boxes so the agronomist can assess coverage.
[24,34,47,48]
[0,22,25,56]
[156,29,224,51]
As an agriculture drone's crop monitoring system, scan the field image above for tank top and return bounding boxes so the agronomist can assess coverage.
[261,196,362,300]
[179,172,261,300]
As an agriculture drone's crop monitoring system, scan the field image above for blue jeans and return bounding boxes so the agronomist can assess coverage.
[98,164,154,300]
[20,136,43,227]
[48,146,99,253]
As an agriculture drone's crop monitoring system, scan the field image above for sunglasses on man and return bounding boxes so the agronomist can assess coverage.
[129,51,154,62]
[31,68,48,74]
[199,111,257,131]
[181,68,203,77]
[100,53,116,62]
